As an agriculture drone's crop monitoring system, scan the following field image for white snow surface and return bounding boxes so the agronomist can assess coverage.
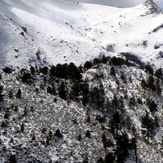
[0,0,163,68]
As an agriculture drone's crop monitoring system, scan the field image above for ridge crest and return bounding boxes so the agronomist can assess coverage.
[143,0,162,14]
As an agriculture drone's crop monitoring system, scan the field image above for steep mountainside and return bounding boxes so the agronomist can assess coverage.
[0,0,163,163]
[0,56,163,162]
[0,0,163,68]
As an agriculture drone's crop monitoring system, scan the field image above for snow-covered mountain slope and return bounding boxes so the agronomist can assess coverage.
[0,0,163,68]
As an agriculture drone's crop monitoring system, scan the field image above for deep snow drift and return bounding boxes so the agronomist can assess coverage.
[0,0,163,68]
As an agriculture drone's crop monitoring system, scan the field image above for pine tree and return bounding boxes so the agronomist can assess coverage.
[16,89,21,99]
[110,66,116,75]
[155,68,163,79]
[0,85,3,102]
[130,137,138,163]
[144,65,153,75]
[147,75,155,91]
[141,112,157,142]
[58,82,66,100]
[84,61,92,70]
[105,152,115,163]
[110,112,121,138]
[156,78,162,95]
[115,133,130,163]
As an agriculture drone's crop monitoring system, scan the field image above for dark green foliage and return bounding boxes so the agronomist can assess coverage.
[40,66,48,75]
[141,75,158,92]
[0,85,3,102]
[84,56,109,69]
[130,137,138,163]
[146,99,157,112]
[141,79,147,89]
[137,98,143,105]
[129,96,136,106]
[154,116,159,128]
[77,135,82,141]
[3,67,12,74]
[31,134,36,141]
[86,130,91,138]
[50,63,68,79]
[120,72,127,83]
[110,67,116,75]
[111,95,118,109]
[49,65,57,77]
[8,154,17,163]
[102,133,113,151]
[1,120,8,127]
[9,90,14,99]
[68,62,82,81]
[69,83,80,101]
[58,82,66,100]
[105,152,115,163]
[84,61,93,69]
[110,57,125,66]
[93,58,101,65]
[144,65,153,75]
[80,82,89,106]
[48,130,53,140]
[4,112,10,119]
[22,26,27,33]
[47,86,52,94]
[30,66,35,75]
[16,89,21,99]
[20,123,24,132]
[156,79,162,95]
[21,71,32,84]
[61,63,69,79]
[101,56,109,64]
[124,115,132,131]
[155,68,163,79]
[111,95,124,110]
[50,63,82,81]
[141,112,157,141]
[115,133,130,163]
[96,114,106,123]
[83,157,89,163]
[55,129,63,138]
[147,75,155,91]
[96,157,104,163]
[105,99,113,114]
[47,85,55,95]
[68,82,89,103]
[90,84,105,110]
[110,112,121,138]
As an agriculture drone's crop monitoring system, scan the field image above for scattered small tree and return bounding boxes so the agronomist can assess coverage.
[58,82,66,100]
[16,89,21,99]
[141,112,157,142]
[144,65,153,75]
[55,129,63,138]
[0,85,3,102]
[3,67,12,74]
[110,67,116,76]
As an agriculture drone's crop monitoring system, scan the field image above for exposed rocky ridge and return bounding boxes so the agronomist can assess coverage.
[144,0,162,14]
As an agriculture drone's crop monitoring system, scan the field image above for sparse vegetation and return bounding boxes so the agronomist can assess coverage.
[0,57,163,163]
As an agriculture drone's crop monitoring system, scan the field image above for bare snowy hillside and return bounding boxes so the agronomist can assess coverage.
[0,0,163,68]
